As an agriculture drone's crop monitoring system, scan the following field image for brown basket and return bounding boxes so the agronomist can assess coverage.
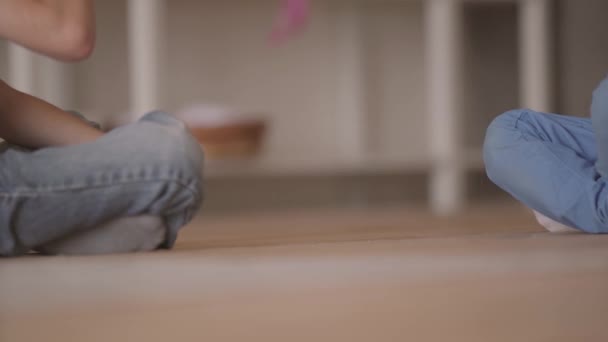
[189,121,266,159]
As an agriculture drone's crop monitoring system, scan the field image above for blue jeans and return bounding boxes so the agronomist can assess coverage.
[0,111,204,256]
[483,76,608,233]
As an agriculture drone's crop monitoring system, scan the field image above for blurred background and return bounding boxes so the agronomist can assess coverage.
[3,2,608,341]
[1,0,608,217]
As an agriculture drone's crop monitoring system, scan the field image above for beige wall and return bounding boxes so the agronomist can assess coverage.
[557,0,608,117]
[462,2,519,148]
[0,0,607,167]
[74,0,130,121]
[71,0,519,164]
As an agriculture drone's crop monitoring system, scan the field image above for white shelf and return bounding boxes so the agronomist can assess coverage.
[205,147,484,179]
[3,0,555,215]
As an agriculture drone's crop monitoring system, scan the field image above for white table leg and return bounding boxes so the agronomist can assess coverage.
[7,44,35,94]
[519,0,553,112]
[336,2,367,163]
[426,0,466,215]
[128,0,166,120]
[38,58,74,110]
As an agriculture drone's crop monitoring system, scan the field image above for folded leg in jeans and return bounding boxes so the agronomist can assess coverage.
[37,215,166,255]
[483,76,608,233]
[0,111,204,256]
[5,112,169,255]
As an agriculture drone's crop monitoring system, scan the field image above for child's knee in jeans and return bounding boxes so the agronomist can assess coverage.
[486,109,524,134]
[140,110,187,129]
[483,108,544,152]
[94,111,204,218]
[138,115,203,200]
[484,110,524,159]
[108,111,203,182]
[143,112,203,193]
[483,109,536,190]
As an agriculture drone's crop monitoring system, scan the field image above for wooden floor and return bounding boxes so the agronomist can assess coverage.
[1,203,608,341]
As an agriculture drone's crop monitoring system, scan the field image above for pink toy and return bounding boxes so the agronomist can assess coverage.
[269,0,310,45]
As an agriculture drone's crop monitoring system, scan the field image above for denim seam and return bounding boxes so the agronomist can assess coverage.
[1,178,201,256]
[0,177,201,202]
[514,111,591,184]
[514,111,605,228]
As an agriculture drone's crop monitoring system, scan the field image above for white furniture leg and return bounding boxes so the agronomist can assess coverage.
[7,44,35,94]
[519,0,553,112]
[426,0,466,215]
[336,1,367,163]
[128,0,166,120]
[38,58,74,110]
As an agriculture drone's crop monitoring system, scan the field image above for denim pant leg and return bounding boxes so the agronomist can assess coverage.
[483,109,608,233]
[591,75,608,177]
[0,111,204,256]
[37,215,167,255]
